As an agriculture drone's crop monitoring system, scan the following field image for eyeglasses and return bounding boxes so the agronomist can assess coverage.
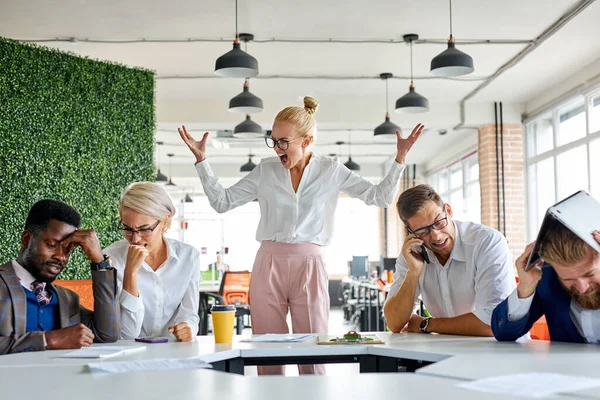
[265,136,305,151]
[118,220,161,238]
[407,214,449,238]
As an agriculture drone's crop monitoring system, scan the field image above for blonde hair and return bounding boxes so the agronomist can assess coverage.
[119,182,176,229]
[539,222,595,266]
[274,96,319,138]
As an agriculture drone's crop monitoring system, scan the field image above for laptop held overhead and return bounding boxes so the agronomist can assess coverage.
[526,190,600,271]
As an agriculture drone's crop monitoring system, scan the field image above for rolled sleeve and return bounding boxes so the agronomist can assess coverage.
[118,289,145,339]
[507,288,535,322]
[119,289,144,312]
[339,161,405,208]
[473,231,517,325]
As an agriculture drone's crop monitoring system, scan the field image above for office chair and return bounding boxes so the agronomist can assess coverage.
[199,271,251,335]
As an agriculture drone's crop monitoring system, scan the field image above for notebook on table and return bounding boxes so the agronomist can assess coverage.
[55,345,147,359]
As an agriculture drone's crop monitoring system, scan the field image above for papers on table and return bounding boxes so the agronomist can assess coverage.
[240,334,316,343]
[56,345,147,359]
[88,357,212,374]
[456,372,600,398]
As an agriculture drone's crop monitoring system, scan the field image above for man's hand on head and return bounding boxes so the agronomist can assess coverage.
[61,230,104,264]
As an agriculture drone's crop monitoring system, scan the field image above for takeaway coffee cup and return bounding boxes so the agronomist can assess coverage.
[211,304,236,344]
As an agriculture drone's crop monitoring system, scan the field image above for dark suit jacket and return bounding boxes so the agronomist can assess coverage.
[492,265,585,343]
[0,261,120,354]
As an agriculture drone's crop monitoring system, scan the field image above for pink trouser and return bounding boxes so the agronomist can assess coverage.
[249,241,330,375]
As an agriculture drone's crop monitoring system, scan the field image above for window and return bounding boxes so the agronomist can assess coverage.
[526,89,600,241]
[590,95,600,134]
[556,145,588,200]
[527,116,553,157]
[557,101,586,147]
[427,152,480,224]
[591,138,600,199]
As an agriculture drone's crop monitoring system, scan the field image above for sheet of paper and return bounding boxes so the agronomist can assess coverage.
[56,345,147,359]
[240,334,316,343]
[457,372,600,398]
[88,357,212,374]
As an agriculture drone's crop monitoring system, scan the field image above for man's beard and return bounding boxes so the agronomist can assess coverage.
[568,284,600,310]
[22,253,62,283]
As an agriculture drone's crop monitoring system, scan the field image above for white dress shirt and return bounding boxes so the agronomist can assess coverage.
[104,238,200,339]
[387,220,516,325]
[195,155,405,246]
[12,260,50,298]
[507,289,600,343]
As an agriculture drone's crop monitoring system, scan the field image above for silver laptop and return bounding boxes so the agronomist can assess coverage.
[525,190,600,271]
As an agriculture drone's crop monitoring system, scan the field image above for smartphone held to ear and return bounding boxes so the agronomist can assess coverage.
[411,245,430,264]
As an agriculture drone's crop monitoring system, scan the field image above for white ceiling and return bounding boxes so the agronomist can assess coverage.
[2,0,600,193]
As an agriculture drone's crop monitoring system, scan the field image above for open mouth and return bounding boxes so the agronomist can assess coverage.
[46,263,64,275]
[278,154,288,165]
[431,238,449,248]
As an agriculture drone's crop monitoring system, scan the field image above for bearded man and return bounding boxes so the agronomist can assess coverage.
[492,223,600,343]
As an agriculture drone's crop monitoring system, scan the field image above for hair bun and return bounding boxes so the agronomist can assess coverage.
[303,96,319,115]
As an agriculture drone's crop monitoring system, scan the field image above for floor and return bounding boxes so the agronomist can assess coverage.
[243,307,361,376]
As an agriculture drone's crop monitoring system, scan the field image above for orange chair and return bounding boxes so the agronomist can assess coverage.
[515,276,550,340]
[201,271,251,335]
[219,271,251,306]
[54,279,94,310]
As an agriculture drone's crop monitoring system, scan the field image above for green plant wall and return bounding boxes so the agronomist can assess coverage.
[0,38,155,279]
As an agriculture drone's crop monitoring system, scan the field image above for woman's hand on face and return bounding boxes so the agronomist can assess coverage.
[125,244,149,275]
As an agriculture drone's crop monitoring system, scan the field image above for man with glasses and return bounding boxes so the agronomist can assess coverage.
[383,184,515,336]
[0,200,119,354]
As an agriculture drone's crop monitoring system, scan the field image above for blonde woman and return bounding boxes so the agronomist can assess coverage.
[179,97,423,373]
[104,182,200,342]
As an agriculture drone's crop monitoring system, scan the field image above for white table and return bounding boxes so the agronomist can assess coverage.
[0,364,569,400]
[2,333,600,399]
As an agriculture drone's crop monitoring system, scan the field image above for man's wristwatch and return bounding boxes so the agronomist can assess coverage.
[90,254,113,271]
[419,317,432,333]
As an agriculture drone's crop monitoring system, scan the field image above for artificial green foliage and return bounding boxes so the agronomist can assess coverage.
[0,38,155,279]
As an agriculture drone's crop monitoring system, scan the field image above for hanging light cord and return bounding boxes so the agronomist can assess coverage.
[385,77,389,113]
[449,0,453,39]
[235,0,239,38]
[348,132,352,157]
[410,39,414,85]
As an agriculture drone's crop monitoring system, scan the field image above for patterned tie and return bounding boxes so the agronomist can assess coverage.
[32,281,52,306]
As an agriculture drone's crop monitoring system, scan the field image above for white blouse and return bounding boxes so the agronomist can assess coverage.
[195,155,405,246]
[104,238,200,339]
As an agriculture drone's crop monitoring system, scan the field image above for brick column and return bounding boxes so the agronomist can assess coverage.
[478,123,527,262]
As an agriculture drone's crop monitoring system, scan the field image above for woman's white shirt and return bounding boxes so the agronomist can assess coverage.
[195,155,405,246]
[104,238,201,339]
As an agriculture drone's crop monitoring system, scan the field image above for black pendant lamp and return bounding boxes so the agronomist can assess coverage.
[430,0,474,77]
[215,0,259,78]
[155,141,168,182]
[396,34,429,113]
[374,73,401,136]
[166,153,176,186]
[184,193,193,203]
[234,114,263,138]
[344,133,360,171]
[229,78,263,114]
[229,34,263,113]
[240,153,257,172]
